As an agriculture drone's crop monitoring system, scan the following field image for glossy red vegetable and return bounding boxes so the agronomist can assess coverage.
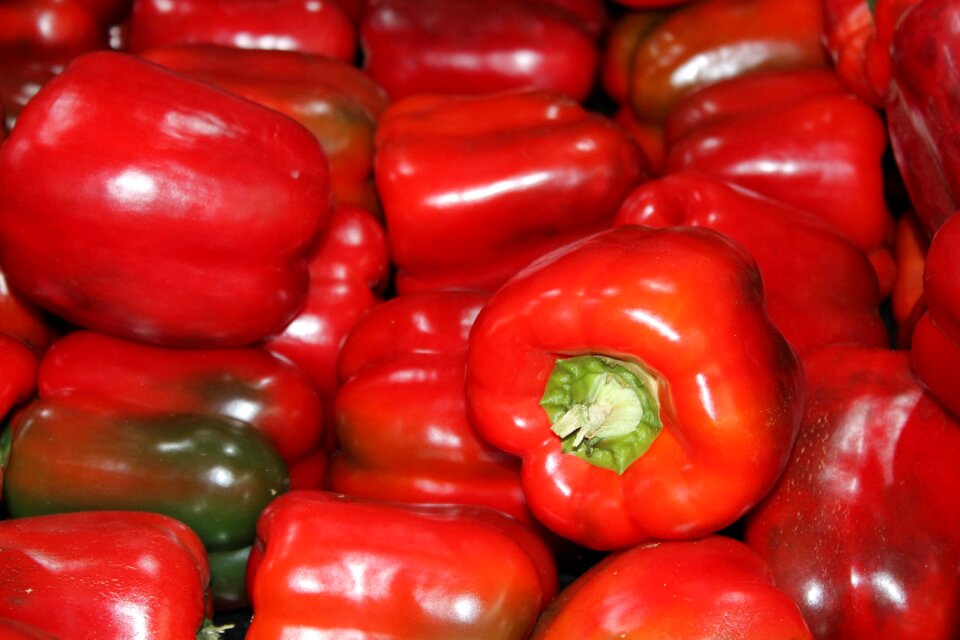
[614,172,888,355]
[0,0,106,63]
[0,268,54,355]
[127,0,356,61]
[531,536,813,639]
[375,90,645,293]
[0,335,37,422]
[465,225,804,549]
[746,346,960,638]
[886,0,960,236]
[0,51,330,347]
[911,211,960,417]
[0,620,58,640]
[245,491,557,639]
[360,0,599,100]
[0,511,216,639]
[891,211,928,344]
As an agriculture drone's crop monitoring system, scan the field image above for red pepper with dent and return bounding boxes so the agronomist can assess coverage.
[746,346,960,638]
[910,211,960,418]
[886,0,960,236]
[141,45,389,214]
[127,0,356,61]
[530,536,813,639]
[330,290,535,526]
[374,90,645,294]
[0,511,217,639]
[614,172,889,356]
[245,490,557,640]
[360,0,599,101]
[465,225,804,550]
[0,51,330,348]
[663,70,895,285]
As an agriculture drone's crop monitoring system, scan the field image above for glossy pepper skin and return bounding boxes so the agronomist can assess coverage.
[141,45,390,214]
[375,90,645,293]
[614,173,888,356]
[465,225,804,550]
[245,491,557,640]
[663,71,894,263]
[886,0,960,236]
[0,620,58,640]
[911,212,960,418]
[0,51,329,348]
[330,290,533,526]
[531,536,813,639]
[0,511,216,640]
[746,346,960,639]
[0,268,54,355]
[0,335,38,422]
[360,0,599,101]
[127,0,356,61]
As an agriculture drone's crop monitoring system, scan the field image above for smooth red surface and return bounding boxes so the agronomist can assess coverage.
[746,346,960,638]
[0,51,330,347]
[0,334,37,420]
[465,225,804,549]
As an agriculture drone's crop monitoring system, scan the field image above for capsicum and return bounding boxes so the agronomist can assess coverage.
[465,225,804,550]
[0,511,218,639]
[374,90,645,293]
[0,51,330,348]
[245,490,557,639]
[745,346,960,638]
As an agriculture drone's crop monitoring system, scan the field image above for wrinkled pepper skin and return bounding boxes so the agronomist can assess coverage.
[246,491,557,640]
[375,91,645,293]
[37,330,325,474]
[465,225,804,550]
[614,173,888,355]
[141,45,390,214]
[0,512,214,640]
[127,0,356,61]
[360,0,599,101]
[745,346,960,639]
[911,212,960,417]
[331,290,533,526]
[531,536,813,639]
[664,71,893,260]
[0,51,330,348]
[623,0,828,123]
[886,0,960,236]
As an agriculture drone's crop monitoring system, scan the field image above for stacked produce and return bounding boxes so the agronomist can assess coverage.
[0,0,958,638]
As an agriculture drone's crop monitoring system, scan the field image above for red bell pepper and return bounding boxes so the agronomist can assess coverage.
[245,490,557,639]
[126,0,356,61]
[599,10,668,105]
[330,290,534,526]
[892,211,928,345]
[886,0,960,236]
[0,269,54,355]
[359,0,599,101]
[910,211,960,418]
[663,70,894,265]
[0,620,58,640]
[745,346,960,638]
[531,536,813,639]
[0,511,217,639]
[614,172,889,356]
[375,90,645,293]
[0,51,330,347]
[0,0,106,63]
[0,335,36,422]
[141,44,390,214]
[465,225,804,549]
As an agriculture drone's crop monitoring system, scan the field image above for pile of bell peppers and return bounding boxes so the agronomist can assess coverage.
[0,0,958,638]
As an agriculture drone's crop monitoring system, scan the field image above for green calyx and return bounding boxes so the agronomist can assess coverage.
[197,619,234,640]
[540,355,662,475]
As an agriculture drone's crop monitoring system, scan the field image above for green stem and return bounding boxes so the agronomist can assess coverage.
[197,619,234,640]
[540,355,662,475]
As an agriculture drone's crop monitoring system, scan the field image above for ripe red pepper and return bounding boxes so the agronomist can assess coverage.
[910,211,960,418]
[530,536,813,639]
[0,335,36,423]
[0,511,217,639]
[0,268,54,355]
[886,0,960,236]
[614,172,889,356]
[465,225,804,549]
[0,0,106,63]
[746,346,960,638]
[127,0,356,61]
[330,290,534,526]
[0,51,330,347]
[360,0,599,101]
[245,491,557,639]
[375,90,645,293]
[0,619,58,639]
